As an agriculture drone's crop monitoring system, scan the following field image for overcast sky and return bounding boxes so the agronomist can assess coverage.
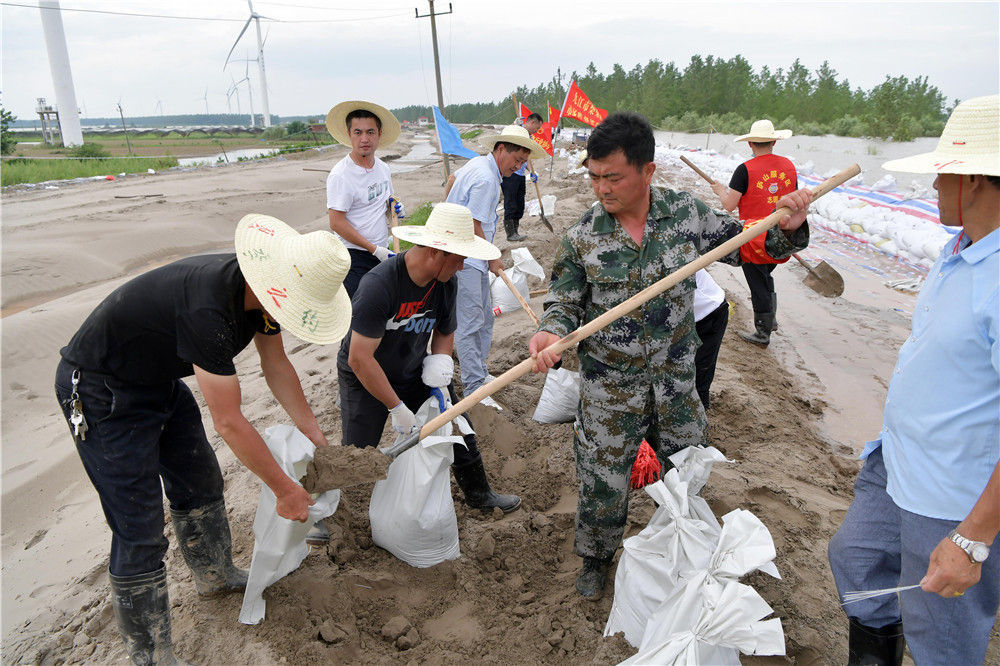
[2,1,997,122]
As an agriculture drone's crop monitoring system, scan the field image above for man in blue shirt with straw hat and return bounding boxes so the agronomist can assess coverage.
[828,94,999,665]
[55,215,354,665]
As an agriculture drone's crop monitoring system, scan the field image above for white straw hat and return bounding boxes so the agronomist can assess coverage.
[235,214,353,345]
[391,202,501,261]
[734,119,793,143]
[325,100,401,148]
[479,124,549,160]
[882,95,1000,176]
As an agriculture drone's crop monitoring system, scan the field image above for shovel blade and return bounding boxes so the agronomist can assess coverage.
[802,260,845,298]
[301,444,390,492]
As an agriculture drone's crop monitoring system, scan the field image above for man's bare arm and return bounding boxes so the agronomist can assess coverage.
[329,209,375,253]
[254,332,329,448]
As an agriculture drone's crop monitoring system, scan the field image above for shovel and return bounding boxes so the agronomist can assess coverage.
[315,164,860,488]
[526,158,555,233]
[678,155,845,298]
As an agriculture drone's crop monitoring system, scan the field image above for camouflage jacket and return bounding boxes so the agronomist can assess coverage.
[539,186,808,414]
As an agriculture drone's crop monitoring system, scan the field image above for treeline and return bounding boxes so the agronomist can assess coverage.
[13,113,282,129]
[393,55,950,141]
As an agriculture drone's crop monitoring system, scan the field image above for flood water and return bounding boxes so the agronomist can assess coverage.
[177,147,278,167]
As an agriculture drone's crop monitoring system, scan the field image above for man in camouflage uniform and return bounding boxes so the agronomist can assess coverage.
[529,112,812,599]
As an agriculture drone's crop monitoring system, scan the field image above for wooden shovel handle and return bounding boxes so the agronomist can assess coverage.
[389,163,860,453]
[498,268,540,326]
[792,253,822,280]
[679,155,717,185]
[389,206,400,253]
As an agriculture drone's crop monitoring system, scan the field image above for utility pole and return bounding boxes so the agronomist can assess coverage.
[415,1,452,180]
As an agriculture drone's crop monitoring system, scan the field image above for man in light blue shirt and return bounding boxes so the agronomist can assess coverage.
[446,125,546,395]
[828,95,1000,666]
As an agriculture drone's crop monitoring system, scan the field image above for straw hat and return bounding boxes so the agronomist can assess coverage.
[391,202,501,261]
[325,100,401,147]
[480,124,549,160]
[235,214,353,345]
[882,95,1000,176]
[734,119,793,143]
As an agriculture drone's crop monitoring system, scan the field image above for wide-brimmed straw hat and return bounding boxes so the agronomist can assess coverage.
[734,119,793,143]
[391,202,501,261]
[325,100,401,147]
[235,214,353,345]
[882,94,1000,176]
[479,124,548,160]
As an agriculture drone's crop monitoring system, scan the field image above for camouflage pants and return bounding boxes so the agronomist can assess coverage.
[573,387,707,560]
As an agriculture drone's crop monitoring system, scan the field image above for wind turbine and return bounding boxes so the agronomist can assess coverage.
[154,99,165,127]
[225,0,271,127]
[232,60,256,128]
[201,87,210,115]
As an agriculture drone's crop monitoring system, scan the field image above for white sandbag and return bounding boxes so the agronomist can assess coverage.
[526,194,557,217]
[532,368,580,424]
[489,247,546,316]
[604,471,718,647]
[240,425,341,625]
[619,580,785,665]
[667,445,731,532]
[369,394,466,568]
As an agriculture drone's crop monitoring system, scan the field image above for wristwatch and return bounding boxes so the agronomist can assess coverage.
[948,529,990,564]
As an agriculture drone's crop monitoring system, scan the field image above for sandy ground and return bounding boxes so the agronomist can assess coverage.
[2,128,996,664]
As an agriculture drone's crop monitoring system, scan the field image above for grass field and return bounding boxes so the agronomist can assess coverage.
[1,157,181,186]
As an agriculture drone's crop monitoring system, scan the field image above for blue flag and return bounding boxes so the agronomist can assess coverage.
[433,106,479,159]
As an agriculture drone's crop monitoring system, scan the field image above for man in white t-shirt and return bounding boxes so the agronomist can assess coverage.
[325,100,404,296]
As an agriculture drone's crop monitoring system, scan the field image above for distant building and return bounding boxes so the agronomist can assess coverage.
[417,116,429,126]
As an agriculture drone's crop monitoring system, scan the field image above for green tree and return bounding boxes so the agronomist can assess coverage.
[1,105,16,155]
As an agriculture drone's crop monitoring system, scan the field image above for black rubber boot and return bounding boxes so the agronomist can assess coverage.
[770,292,779,331]
[452,458,521,513]
[109,566,187,666]
[505,217,527,242]
[739,312,774,346]
[847,618,904,665]
[575,556,613,600]
[170,499,248,597]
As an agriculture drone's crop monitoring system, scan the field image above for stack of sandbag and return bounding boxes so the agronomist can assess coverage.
[603,469,718,646]
[239,425,341,625]
[668,445,730,530]
[369,389,470,568]
[532,367,580,424]
[490,247,545,316]
[620,510,783,664]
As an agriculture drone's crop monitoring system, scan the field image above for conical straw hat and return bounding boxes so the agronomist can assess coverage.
[479,124,549,160]
[734,119,793,143]
[391,202,501,261]
[325,100,401,148]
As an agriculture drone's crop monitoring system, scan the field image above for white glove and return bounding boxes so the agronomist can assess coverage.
[372,245,393,262]
[389,402,417,435]
[421,353,454,388]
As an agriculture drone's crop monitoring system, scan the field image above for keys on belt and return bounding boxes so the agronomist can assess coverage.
[69,369,88,441]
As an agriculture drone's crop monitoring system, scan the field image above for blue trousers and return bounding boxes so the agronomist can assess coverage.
[55,359,224,577]
[828,447,1000,664]
[455,266,494,393]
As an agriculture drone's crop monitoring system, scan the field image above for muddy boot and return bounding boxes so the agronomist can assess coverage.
[575,556,613,600]
[305,520,330,546]
[110,565,189,666]
[739,312,774,346]
[770,292,778,331]
[847,618,904,665]
[504,217,527,242]
[453,458,521,513]
[170,499,248,597]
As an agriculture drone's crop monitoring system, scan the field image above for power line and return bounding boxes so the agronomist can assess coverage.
[1,2,409,23]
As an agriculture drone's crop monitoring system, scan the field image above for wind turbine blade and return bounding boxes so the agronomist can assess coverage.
[247,0,254,13]
[262,26,270,47]
[224,17,253,69]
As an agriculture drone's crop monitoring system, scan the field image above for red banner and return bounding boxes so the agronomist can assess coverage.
[560,80,608,128]
[519,102,533,122]
[531,122,554,157]
[548,104,560,127]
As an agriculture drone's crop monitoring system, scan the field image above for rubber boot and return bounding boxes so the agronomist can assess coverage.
[770,292,779,332]
[505,217,526,242]
[847,618,904,665]
[169,499,248,597]
[452,458,521,513]
[109,566,188,666]
[575,556,613,600]
[739,312,774,346]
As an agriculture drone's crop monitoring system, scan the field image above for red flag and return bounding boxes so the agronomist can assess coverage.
[519,102,533,122]
[548,104,560,127]
[560,80,608,128]
[531,122,553,157]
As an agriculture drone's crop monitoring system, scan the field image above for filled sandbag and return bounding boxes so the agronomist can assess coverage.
[369,393,467,568]
[240,425,341,625]
[490,247,545,316]
[532,367,581,424]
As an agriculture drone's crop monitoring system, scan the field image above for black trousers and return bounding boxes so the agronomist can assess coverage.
[694,302,729,410]
[344,248,381,298]
[55,360,224,576]
[338,369,480,466]
[741,262,777,313]
[500,173,526,221]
